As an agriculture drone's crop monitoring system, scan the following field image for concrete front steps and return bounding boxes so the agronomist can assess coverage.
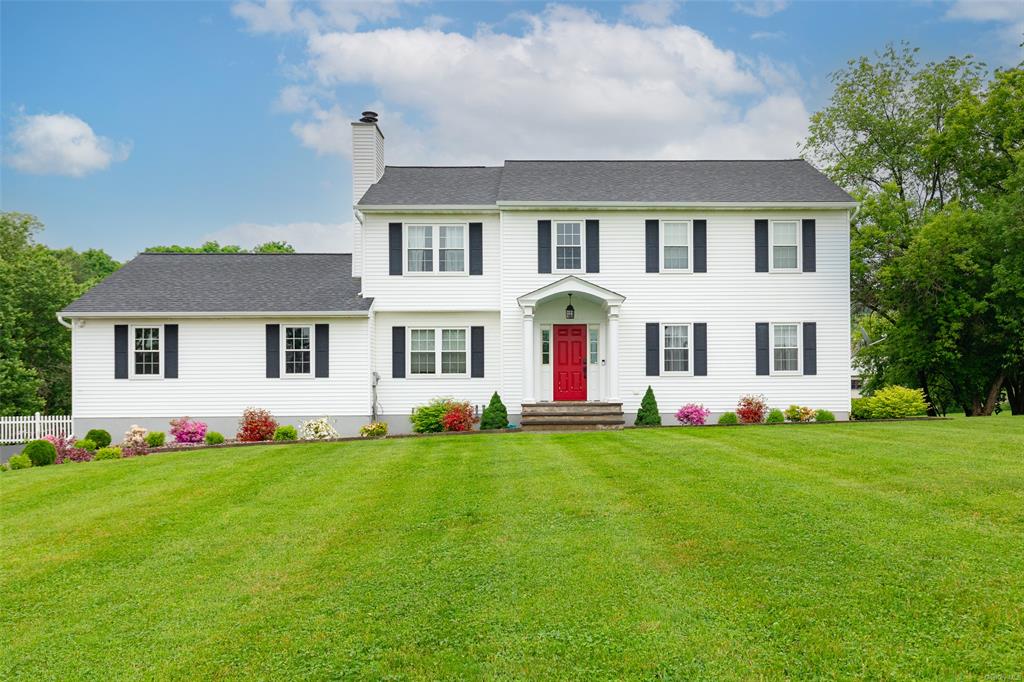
[520,401,625,431]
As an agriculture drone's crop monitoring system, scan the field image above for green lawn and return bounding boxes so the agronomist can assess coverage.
[2,419,1023,679]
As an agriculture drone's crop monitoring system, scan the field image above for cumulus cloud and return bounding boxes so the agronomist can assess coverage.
[944,0,1024,59]
[233,0,412,34]
[202,221,355,252]
[733,1,789,18]
[5,112,131,177]
[622,1,679,26]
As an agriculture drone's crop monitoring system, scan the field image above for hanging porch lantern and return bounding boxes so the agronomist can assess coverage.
[565,293,575,320]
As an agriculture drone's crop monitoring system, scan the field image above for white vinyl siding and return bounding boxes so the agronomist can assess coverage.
[770,220,799,271]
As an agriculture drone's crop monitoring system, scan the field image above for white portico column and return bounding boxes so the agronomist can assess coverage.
[607,304,621,402]
[522,305,536,403]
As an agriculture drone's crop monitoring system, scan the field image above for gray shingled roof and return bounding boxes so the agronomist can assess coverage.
[359,166,503,205]
[62,253,371,314]
[357,159,853,206]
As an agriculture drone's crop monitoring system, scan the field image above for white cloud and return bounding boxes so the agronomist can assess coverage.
[233,0,414,34]
[944,0,1024,59]
[733,1,789,18]
[622,1,679,26]
[422,14,453,31]
[202,221,354,252]
[5,112,131,177]
[751,30,784,40]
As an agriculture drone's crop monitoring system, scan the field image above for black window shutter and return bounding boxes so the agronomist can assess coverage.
[392,326,406,379]
[389,222,402,275]
[646,322,660,376]
[645,220,659,273]
[164,324,178,379]
[693,219,707,273]
[755,322,769,375]
[803,322,817,375]
[469,222,483,275]
[114,324,128,379]
[585,219,599,273]
[693,323,707,376]
[802,219,816,272]
[471,326,484,378]
[315,323,329,378]
[755,220,769,272]
[537,220,551,273]
[266,324,280,378]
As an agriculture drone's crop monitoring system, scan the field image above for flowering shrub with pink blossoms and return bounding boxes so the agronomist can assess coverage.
[675,403,711,426]
[46,434,94,464]
[169,417,207,444]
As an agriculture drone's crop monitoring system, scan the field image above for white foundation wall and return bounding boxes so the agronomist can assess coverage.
[71,317,372,424]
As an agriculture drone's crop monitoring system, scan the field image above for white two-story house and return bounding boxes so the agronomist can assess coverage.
[61,112,854,436]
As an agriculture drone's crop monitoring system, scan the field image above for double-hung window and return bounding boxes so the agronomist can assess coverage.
[406,224,466,274]
[409,328,468,376]
[663,324,690,374]
[662,221,691,271]
[133,326,161,377]
[283,325,312,376]
[555,221,582,271]
[770,221,799,271]
[772,323,800,373]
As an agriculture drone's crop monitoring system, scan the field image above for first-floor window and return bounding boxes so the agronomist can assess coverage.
[663,324,690,373]
[410,328,468,375]
[589,327,599,364]
[284,326,311,375]
[133,326,160,376]
[541,328,550,365]
[772,323,799,372]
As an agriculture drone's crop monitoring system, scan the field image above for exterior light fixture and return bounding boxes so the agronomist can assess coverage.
[565,293,575,320]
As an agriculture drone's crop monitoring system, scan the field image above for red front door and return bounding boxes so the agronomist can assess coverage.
[553,324,587,401]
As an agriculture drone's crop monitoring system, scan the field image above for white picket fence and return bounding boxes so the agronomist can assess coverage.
[0,413,74,444]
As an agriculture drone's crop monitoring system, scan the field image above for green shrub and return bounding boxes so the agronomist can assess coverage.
[851,397,874,420]
[359,421,389,438]
[23,439,57,467]
[765,408,785,424]
[815,409,836,422]
[204,431,225,445]
[717,411,738,425]
[8,453,32,470]
[94,446,122,461]
[784,405,815,423]
[0,463,7,472]
[634,386,662,426]
[145,431,166,448]
[412,398,452,433]
[74,439,97,451]
[480,392,509,430]
[85,429,112,448]
[869,386,928,419]
[273,425,298,441]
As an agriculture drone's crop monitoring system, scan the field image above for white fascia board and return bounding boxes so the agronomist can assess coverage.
[497,200,859,210]
[369,306,501,313]
[62,310,372,319]
[356,205,499,213]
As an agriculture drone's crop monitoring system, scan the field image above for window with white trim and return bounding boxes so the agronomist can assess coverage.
[663,324,690,373]
[406,224,466,274]
[662,220,690,271]
[409,328,468,376]
[283,325,311,375]
[771,221,799,270]
[555,221,582,271]
[589,327,599,364]
[772,323,799,373]
[541,328,550,365]
[133,326,160,376]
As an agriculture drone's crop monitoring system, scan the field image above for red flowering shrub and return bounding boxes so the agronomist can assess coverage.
[120,445,150,458]
[237,407,278,442]
[441,401,476,432]
[736,393,768,424]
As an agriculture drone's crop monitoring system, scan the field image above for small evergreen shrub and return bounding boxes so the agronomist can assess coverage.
[23,439,57,467]
[237,408,277,442]
[273,425,298,441]
[122,425,148,449]
[170,417,208,444]
[675,403,711,426]
[94,446,122,460]
[359,421,389,438]
[74,439,97,452]
[145,431,166,448]
[736,394,768,424]
[480,392,509,430]
[300,417,339,440]
[717,411,739,425]
[85,429,112,448]
[8,453,32,470]
[851,397,874,420]
[204,431,225,445]
[869,386,929,419]
[815,409,836,422]
[766,408,785,424]
[412,398,452,433]
[442,401,477,432]
[634,386,662,426]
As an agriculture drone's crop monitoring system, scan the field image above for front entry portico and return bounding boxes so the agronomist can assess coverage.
[517,276,626,404]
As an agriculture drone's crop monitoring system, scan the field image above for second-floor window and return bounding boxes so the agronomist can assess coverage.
[407,224,466,274]
[662,221,690,271]
[771,221,799,271]
[555,221,582,271]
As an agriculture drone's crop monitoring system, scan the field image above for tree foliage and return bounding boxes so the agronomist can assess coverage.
[146,240,295,253]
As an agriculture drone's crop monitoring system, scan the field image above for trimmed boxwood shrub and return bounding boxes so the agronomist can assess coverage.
[273,425,298,441]
[85,429,112,448]
[8,453,32,470]
[145,431,166,448]
[815,409,836,422]
[868,386,928,418]
[24,439,57,467]
[74,439,97,452]
[204,431,225,445]
[480,392,509,430]
[94,446,122,460]
[634,386,662,426]
[717,411,739,426]
[765,408,785,424]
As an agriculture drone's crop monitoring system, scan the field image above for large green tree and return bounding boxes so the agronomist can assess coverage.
[145,240,295,253]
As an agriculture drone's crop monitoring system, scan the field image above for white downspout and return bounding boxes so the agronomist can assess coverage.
[56,313,72,328]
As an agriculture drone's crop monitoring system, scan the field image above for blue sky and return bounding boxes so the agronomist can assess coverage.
[2,0,1021,260]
